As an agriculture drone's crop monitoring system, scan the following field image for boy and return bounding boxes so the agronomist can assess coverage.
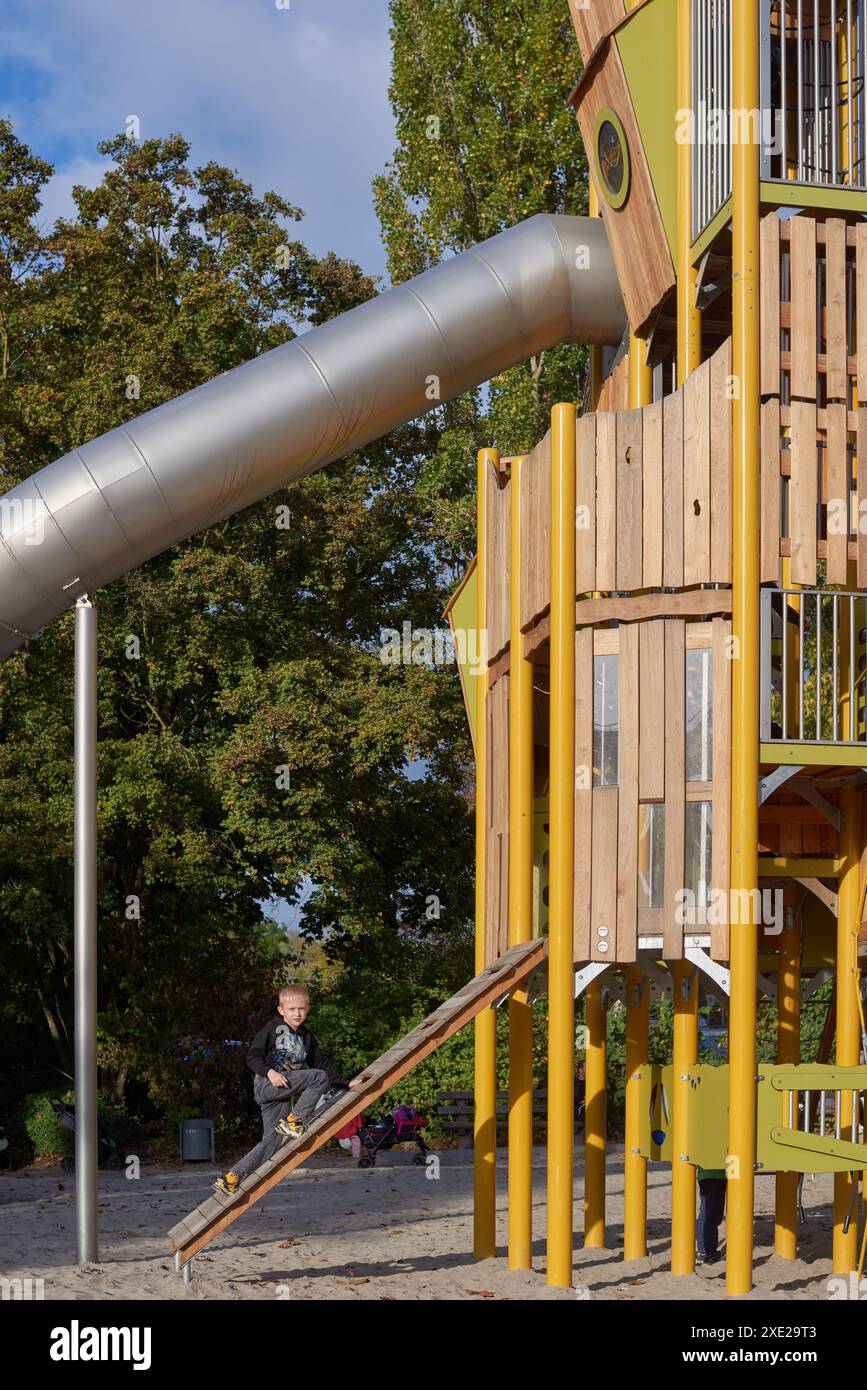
[214,984,361,1195]
[696,1165,727,1265]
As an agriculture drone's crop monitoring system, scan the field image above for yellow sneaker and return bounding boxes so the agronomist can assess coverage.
[275,1114,305,1139]
[213,1171,240,1195]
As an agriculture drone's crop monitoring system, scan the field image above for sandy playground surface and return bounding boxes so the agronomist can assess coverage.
[0,1144,843,1301]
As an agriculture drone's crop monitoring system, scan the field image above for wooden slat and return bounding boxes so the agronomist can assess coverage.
[826,401,849,585]
[710,338,732,583]
[683,355,711,585]
[575,414,596,595]
[595,411,617,590]
[616,407,643,591]
[522,588,732,665]
[790,399,818,585]
[790,215,817,401]
[825,218,848,401]
[566,0,626,62]
[520,433,551,632]
[169,938,548,1263]
[617,623,639,962]
[858,224,867,406]
[662,388,684,587]
[760,397,781,583]
[760,212,780,396]
[642,399,663,587]
[485,460,510,661]
[711,618,731,961]
[859,408,867,587]
[574,626,594,960]
[591,786,618,962]
[663,620,686,958]
[639,620,665,801]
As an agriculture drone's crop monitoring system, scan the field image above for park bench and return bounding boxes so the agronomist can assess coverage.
[435,1088,584,1147]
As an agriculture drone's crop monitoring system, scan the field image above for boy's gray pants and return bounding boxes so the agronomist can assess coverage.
[231,1069,330,1179]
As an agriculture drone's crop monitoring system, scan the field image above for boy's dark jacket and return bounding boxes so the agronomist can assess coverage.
[246,1018,350,1089]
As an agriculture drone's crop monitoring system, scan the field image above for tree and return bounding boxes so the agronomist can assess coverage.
[374,0,590,557]
[0,125,475,1131]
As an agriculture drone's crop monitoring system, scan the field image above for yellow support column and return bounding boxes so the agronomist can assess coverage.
[774,889,801,1259]
[584,981,607,1247]
[727,0,761,1298]
[834,788,861,1272]
[624,967,649,1259]
[547,403,577,1287]
[474,447,498,1260]
[672,961,698,1273]
[508,455,535,1270]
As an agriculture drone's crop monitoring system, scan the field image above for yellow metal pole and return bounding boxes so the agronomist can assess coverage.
[834,787,861,1272]
[628,332,653,408]
[727,0,761,1298]
[774,888,801,1259]
[508,454,535,1270]
[671,961,698,1272]
[584,980,607,1247]
[624,967,649,1258]
[474,447,498,1260]
[547,403,577,1287]
[677,0,701,384]
[670,0,701,1276]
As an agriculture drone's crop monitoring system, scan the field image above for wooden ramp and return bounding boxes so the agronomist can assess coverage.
[167,937,547,1272]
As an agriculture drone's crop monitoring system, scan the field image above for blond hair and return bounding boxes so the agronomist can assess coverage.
[279,984,310,1005]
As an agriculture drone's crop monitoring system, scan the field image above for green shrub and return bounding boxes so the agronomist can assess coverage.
[18,1089,129,1158]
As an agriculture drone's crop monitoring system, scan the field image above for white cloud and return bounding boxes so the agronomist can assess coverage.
[4,0,396,278]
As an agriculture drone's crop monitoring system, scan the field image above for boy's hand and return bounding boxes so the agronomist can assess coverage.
[267,1068,289,1088]
[347,1078,364,1090]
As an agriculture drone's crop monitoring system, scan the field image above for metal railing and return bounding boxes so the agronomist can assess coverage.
[761,0,867,189]
[693,0,733,239]
[760,587,867,742]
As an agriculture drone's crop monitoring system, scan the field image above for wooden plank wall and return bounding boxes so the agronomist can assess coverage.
[515,337,733,635]
[761,212,863,586]
[577,620,732,964]
[566,0,626,61]
[596,353,630,413]
[572,41,676,333]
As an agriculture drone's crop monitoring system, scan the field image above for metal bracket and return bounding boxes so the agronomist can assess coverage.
[573,961,610,999]
[759,763,806,805]
[789,778,843,832]
[757,972,778,1003]
[801,967,833,1004]
[684,944,731,997]
[635,959,674,998]
[792,876,838,917]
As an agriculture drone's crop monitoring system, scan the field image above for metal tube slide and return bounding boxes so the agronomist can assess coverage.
[0,214,624,659]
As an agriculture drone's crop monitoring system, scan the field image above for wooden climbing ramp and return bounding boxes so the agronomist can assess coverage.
[167,937,547,1271]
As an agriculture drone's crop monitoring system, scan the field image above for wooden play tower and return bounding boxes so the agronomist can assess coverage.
[449,0,867,1295]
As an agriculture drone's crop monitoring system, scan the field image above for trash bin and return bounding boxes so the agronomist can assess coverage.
[179,1118,215,1162]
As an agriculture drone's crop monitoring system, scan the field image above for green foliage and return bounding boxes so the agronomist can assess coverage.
[375,0,590,560]
[19,1089,128,1158]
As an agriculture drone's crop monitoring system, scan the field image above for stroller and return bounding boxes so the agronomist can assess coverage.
[51,1099,127,1173]
[356,1103,430,1169]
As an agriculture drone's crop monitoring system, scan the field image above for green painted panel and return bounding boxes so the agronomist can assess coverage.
[760,180,867,213]
[635,1063,675,1161]
[615,0,678,261]
[447,566,479,748]
[760,741,867,767]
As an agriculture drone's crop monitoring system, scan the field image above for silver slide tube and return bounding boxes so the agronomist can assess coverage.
[0,214,624,659]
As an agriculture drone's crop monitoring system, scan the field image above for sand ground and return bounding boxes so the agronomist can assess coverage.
[0,1144,843,1301]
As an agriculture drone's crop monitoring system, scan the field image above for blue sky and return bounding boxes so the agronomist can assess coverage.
[2,0,396,283]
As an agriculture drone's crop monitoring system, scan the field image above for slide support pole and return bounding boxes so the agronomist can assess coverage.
[775,889,801,1258]
[584,980,607,1247]
[834,788,861,1272]
[671,960,698,1273]
[75,596,98,1266]
[624,967,649,1259]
